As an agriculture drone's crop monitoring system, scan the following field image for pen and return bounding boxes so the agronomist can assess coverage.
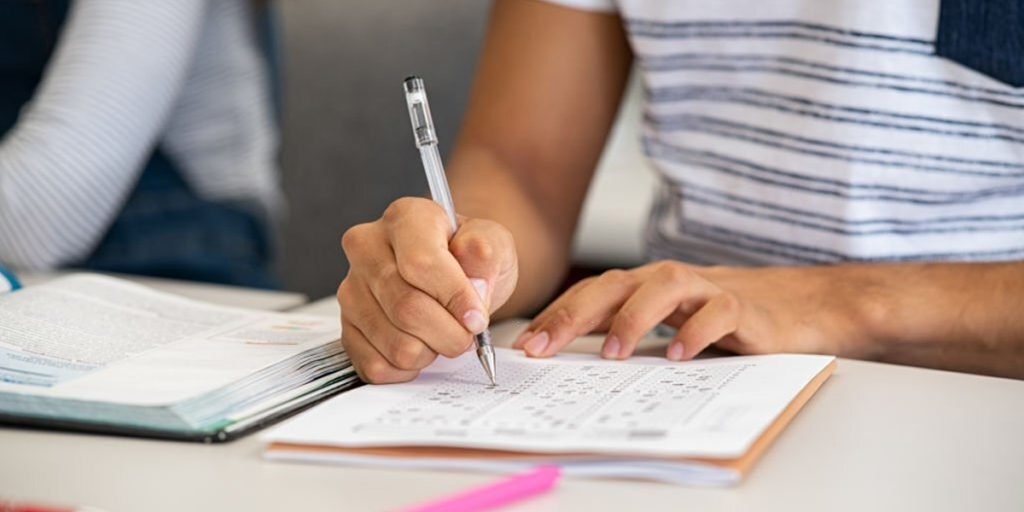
[403,76,497,386]
[394,465,561,512]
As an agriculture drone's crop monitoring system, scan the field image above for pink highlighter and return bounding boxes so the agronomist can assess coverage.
[395,466,562,512]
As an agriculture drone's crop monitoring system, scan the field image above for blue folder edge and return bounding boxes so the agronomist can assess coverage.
[0,265,21,292]
[0,377,362,444]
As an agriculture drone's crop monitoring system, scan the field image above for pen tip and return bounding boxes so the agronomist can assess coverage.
[479,352,497,386]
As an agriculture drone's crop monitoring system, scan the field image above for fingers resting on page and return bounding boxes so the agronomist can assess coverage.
[338,197,518,384]
[513,261,749,362]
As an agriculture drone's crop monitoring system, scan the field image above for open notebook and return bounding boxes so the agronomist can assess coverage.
[264,348,835,486]
[0,274,357,442]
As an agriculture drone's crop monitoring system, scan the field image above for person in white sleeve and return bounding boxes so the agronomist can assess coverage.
[336,0,1024,382]
[0,0,281,288]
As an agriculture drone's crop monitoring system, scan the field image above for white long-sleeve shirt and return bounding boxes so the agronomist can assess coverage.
[0,0,280,271]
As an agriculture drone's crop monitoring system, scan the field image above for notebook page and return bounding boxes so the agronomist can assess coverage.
[266,349,834,459]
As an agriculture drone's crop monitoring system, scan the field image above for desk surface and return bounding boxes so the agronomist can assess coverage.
[19,271,308,312]
[3,294,1023,511]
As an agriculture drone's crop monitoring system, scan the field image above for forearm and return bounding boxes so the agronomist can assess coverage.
[441,0,632,317]
[448,146,572,318]
[854,261,1024,378]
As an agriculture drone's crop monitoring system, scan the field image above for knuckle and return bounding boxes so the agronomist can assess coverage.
[614,308,643,335]
[391,339,427,371]
[383,197,419,220]
[561,277,595,298]
[340,223,373,255]
[391,292,423,330]
[359,359,393,384]
[385,198,447,230]
[598,269,631,286]
[549,304,602,334]
[719,292,742,316]
[652,259,675,269]
[336,278,353,308]
[451,234,494,263]
[639,260,666,272]
[550,307,581,331]
[658,262,693,284]
[397,251,436,279]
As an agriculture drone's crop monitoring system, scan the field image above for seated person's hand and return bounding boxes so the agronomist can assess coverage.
[338,197,518,383]
[514,261,858,361]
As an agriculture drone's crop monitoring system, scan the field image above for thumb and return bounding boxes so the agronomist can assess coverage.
[469,277,492,312]
[450,217,517,314]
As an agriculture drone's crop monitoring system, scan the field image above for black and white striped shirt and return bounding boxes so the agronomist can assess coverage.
[0,0,279,271]
[549,0,1024,265]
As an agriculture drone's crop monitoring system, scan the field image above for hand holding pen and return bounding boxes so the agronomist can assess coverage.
[403,77,497,384]
[336,78,519,385]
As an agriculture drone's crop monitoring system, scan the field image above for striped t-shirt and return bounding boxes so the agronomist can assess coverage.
[548,0,1024,265]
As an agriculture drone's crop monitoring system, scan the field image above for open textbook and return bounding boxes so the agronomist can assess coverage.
[264,348,835,486]
[0,274,357,442]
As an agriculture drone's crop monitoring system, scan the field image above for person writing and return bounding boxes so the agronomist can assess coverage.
[338,0,1024,381]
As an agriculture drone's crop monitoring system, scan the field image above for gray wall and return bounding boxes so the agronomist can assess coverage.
[276,1,491,298]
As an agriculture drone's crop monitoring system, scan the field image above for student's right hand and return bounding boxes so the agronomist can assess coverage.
[337,197,518,384]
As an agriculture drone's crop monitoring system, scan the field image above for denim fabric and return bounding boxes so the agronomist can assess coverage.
[0,1,278,288]
[78,151,278,289]
[936,0,1024,87]
[0,1,69,135]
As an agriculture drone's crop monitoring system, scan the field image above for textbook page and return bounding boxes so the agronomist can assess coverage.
[0,274,342,405]
[266,349,834,459]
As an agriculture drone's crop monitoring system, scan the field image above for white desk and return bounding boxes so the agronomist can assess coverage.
[2,294,1023,511]
[19,271,308,312]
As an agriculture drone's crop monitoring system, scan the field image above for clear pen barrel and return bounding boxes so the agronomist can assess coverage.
[420,146,458,233]
[405,77,458,234]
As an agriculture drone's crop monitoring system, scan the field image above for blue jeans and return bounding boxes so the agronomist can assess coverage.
[77,151,279,289]
[936,0,1024,87]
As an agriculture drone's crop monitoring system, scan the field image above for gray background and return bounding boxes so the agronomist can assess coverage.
[276,1,491,298]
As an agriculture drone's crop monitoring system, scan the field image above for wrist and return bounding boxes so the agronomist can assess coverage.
[704,264,889,358]
[829,263,917,361]
[831,262,958,362]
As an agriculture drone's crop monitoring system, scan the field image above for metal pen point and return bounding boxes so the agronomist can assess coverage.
[477,333,497,386]
[403,76,498,386]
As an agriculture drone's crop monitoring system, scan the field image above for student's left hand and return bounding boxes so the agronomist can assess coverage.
[513,261,877,361]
